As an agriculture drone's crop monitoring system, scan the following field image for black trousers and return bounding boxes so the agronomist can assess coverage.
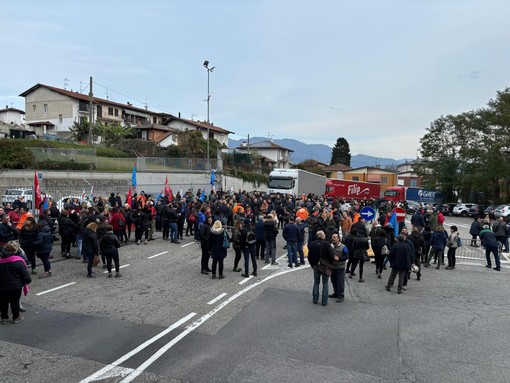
[212,258,224,276]
[162,220,170,239]
[201,241,210,271]
[105,253,120,273]
[0,289,22,320]
[350,258,364,279]
[256,239,266,259]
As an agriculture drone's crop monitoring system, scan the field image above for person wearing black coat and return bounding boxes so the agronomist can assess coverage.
[263,214,279,265]
[58,210,76,259]
[254,216,266,260]
[82,222,99,278]
[307,230,335,306]
[199,216,213,274]
[385,235,412,294]
[408,227,425,281]
[469,217,482,247]
[100,226,122,278]
[34,221,53,277]
[19,216,39,275]
[0,215,18,247]
[348,231,370,283]
[0,246,32,324]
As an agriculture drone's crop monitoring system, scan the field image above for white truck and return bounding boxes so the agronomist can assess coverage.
[267,168,326,197]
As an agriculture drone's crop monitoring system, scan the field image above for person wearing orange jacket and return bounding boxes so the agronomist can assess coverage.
[16,207,34,231]
[296,206,309,222]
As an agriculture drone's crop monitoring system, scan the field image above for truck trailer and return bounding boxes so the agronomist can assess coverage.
[324,179,381,200]
[383,186,444,204]
[267,169,325,197]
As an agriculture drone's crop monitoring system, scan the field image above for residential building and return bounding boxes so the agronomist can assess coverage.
[235,140,293,169]
[396,161,422,187]
[164,117,232,148]
[342,166,397,195]
[0,106,25,125]
[322,163,351,179]
[134,123,180,147]
[19,83,168,138]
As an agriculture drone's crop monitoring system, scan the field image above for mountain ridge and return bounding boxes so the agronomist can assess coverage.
[228,137,414,168]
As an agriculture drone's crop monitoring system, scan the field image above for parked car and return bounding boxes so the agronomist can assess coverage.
[452,203,477,217]
[483,205,499,219]
[405,200,421,214]
[2,188,33,209]
[442,203,457,216]
[56,196,83,211]
[468,204,488,217]
[494,204,510,219]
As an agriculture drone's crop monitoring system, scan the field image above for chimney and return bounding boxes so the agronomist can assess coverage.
[178,112,181,118]
[5,105,8,109]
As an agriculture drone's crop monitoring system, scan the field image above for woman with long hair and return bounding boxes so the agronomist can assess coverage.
[82,222,99,278]
[209,220,228,279]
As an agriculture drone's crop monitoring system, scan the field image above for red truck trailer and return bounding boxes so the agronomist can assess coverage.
[324,179,381,200]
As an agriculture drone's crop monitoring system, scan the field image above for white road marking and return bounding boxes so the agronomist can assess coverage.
[148,251,168,259]
[239,276,254,285]
[79,312,196,383]
[36,282,77,296]
[456,261,487,267]
[207,293,227,305]
[118,267,302,383]
[103,264,130,273]
[181,242,195,247]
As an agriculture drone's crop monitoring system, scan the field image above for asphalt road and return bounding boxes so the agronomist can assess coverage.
[1,216,509,383]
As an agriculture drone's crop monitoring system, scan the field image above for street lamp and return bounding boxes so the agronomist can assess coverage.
[203,60,214,170]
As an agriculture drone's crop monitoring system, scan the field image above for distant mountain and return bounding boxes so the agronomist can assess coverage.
[228,137,413,169]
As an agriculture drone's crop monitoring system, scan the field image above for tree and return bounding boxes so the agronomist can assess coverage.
[330,137,351,166]
[295,159,324,175]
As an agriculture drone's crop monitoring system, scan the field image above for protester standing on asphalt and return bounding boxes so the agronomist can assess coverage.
[231,219,243,273]
[469,217,482,247]
[308,230,335,306]
[0,244,31,324]
[446,226,460,270]
[240,219,257,277]
[209,220,228,279]
[34,220,53,278]
[100,225,122,278]
[329,233,349,303]
[424,225,447,269]
[83,222,99,278]
[479,224,501,271]
[283,217,301,268]
[19,216,38,275]
[199,216,213,275]
[255,215,266,260]
[385,235,412,294]
[348,229,370,283]
[263,213,279,265]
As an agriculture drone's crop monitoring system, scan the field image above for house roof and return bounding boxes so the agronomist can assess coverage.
[167,116,233,135]
[322,163,351,171]
[0,107,25,114]
[28,121,55,127]
[19,83,167,116]
[237,140,294,152]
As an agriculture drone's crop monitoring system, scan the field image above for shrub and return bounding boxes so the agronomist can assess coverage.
[36,160,95,170]
[96,147,129,158]
[0,141,35,168]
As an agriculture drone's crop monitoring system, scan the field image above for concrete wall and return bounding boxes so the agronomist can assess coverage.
[0,170,267,201]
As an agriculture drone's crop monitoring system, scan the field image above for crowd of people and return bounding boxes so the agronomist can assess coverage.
[1,187,509,323]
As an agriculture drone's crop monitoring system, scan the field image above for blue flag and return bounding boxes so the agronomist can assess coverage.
[210,169,215,191]
[131,162,137,189]
[199,190,205,202]
[389,212,398,237]
[42,197,49,210]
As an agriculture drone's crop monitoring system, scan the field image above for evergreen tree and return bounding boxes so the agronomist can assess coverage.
[330,137,351,166]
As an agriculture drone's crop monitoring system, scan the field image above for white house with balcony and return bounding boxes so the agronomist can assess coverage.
[164,117,232,147]
[19,83,167,138]
[0,106,25,125]
[235,140,293,169]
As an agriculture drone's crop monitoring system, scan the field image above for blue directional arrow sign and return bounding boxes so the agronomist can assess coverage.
[360,206,375,221]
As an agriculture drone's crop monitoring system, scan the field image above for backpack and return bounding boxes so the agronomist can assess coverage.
[246,229,256,245]
[457,236,462,247]
[222,232,231,249]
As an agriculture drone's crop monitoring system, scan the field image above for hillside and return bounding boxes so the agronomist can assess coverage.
[228,137,413,168]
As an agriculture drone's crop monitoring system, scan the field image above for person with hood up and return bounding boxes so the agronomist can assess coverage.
[209,220,228,279]
[0,242,32,324]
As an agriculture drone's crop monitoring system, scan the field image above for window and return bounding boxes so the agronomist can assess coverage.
[352,176,360,181]
[410,179,417,187]
[33,105,37,114]
[381,176,388,184]
[58,114,63,123]
[79,100,88,112]
[153,117,157,124]
[108,107,114,116]
[114,109,118,117]
[43,104,48,113]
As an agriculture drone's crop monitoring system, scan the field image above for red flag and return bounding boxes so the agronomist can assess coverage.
[34,171,42,210]
[127,187,132,206]
[164,176,173,201]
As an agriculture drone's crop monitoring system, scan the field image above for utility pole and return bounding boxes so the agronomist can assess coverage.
[88,76,93,145]
[203,60,215,170]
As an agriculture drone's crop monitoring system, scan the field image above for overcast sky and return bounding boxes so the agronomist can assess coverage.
[1,0,509,159]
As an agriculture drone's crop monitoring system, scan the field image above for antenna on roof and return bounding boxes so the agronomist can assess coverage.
[145,98,148,110]
[79,81,83,93]
[106,86,109,100]
[64,78,70,90]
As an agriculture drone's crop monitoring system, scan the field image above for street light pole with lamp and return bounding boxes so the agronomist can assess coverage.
[203,60,215,171]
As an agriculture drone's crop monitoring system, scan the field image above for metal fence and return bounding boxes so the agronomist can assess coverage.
[26,148,218,172]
